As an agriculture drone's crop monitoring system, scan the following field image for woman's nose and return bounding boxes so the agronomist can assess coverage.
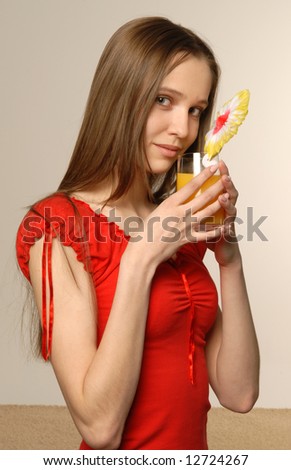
[168,108,190,138]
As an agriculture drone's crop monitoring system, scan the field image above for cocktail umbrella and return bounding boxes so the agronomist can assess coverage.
[204,89,250,159]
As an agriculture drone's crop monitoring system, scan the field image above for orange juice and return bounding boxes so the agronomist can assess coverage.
[176,172,224,225]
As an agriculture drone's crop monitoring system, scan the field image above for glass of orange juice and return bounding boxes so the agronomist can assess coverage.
[176,152,224,226]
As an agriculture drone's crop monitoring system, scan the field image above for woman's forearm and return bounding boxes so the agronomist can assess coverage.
[214,249,260,411]
[77,244,157,448]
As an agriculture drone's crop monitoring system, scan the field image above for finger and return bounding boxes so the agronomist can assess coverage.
[218,193,237,219]
[186,199,223,227]
[218,160,238,205]
[184,178,224,214]
[184,225,224,243]
[218,159,229,176]
[171,164,219,205]
[205,226,224,241]
[221,175,239,204]
[223,222,237,239]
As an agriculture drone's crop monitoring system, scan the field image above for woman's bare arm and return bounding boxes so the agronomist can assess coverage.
[29,165,225,449]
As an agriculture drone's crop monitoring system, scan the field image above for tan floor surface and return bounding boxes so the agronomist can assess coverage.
[0,406,290,450]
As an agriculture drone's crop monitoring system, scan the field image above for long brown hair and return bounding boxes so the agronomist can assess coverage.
[22,17,220,358]
[58,16,220,203]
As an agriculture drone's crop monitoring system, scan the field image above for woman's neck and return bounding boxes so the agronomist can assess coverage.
[71,173,156,219]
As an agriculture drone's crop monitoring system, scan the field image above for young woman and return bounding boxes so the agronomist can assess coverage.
[16,17,259,450]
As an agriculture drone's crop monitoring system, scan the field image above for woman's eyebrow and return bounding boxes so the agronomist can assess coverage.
[158,87,208,106]
[159,87,184,98]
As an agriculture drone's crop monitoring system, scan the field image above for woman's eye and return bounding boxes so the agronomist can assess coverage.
[156,96,171,107]
[190,107,202,118]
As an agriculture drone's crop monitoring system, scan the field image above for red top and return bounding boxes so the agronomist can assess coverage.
[16,193,218,450]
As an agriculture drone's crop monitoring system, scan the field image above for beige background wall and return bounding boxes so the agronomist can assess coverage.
[1,0,290,407]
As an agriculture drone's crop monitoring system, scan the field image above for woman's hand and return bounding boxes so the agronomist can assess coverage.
[128,164,226,267]
[206,160,241,267]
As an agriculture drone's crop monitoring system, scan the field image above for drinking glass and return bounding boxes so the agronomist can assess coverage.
[176,152,224,226]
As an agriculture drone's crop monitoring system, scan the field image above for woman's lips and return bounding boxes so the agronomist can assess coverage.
[155,144,182,158]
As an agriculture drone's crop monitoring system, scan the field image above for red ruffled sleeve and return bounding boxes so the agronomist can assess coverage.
[16,194,91,360]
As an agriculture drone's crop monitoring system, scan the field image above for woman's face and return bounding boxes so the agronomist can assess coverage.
[144,55,212,174]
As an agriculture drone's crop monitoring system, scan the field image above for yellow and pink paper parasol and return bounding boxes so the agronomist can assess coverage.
[204,89,250,159]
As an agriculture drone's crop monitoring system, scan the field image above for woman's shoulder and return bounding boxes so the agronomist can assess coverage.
[27,192,77,217]
[15,193,87,280]
[16,192,87,237]
[16,193,77,249]
[15,191,128,282]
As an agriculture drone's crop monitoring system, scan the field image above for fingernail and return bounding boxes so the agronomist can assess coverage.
[224,175,231,182]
